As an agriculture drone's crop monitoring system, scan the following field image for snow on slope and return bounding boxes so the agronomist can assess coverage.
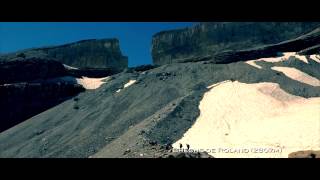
[271,67,320,87]
[245,52,320,86]
[173,81,320,158]
[63,64,79,70]
[310,55,320,63]
[45,76,110,90]
[116,80,136,93]
[245,52,318,69]
[76,77,110,90]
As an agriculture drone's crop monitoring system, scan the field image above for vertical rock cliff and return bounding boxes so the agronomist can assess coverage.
[0,38,128,71]
[151,22,320,65]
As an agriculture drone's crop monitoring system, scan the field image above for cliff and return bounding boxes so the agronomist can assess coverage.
[152,22,320,65]
[0,38,128,71]
[208,27,320,64]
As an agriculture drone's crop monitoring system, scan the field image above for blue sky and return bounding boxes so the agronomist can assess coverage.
[0,22,195,67]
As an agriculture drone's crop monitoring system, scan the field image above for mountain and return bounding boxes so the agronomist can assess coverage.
[152,22,320,65]
[0,38,128,71]
[0,23,319,158]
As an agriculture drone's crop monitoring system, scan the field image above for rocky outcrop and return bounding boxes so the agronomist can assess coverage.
[0,58,123,132]
[152,22,320,65]
[0,58,67,84]
[67,67,119,78]
[298,44,320,55]
[0,38,128,71]
[0,82,85,132]
[0,59,87,132]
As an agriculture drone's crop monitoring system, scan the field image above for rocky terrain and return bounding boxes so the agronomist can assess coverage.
[0,38,128,71]
[0,23,319,158]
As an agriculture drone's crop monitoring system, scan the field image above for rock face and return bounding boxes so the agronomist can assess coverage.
[0,58,67,84]
[67,68,119,78]
[0,57,121,133]
[152,22,320,65]
[0,38,128,71]
[0,82,84,132]
[208,27,320,64]
[0,59,86,132]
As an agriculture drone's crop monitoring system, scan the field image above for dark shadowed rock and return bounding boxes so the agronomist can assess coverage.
[298,44,320,55]
[67,67,119,78]
[0,82,85,132]
[0,58,67,84]
[0,58,87,132]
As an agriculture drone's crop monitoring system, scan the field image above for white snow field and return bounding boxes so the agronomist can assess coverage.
[173,81,320,158]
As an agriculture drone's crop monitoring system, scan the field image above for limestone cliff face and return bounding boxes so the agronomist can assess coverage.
[0,38,128,71]
[152,22,320,65]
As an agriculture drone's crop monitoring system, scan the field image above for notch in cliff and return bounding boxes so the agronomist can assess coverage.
[0,38,128,71]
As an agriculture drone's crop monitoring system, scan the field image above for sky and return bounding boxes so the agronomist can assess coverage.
[0,22,195,67]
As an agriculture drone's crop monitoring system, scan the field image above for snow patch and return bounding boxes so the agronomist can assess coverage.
[124,80,136,88]
[173,81,320,158]
[63,64,78,70]
[271,66,320,87]
[76,77,110,90]
[310,55,320,63]
[245,60,263,69]
[245,52,312,69]
[116,80,137,93]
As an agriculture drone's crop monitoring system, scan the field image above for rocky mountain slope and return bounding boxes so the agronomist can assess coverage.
[0,38,128,133]
[152,22,320,65]
[0,23,319,158]
[0,56,123,132]
[0,38,128,71]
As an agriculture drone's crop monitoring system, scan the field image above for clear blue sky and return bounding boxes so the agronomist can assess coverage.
[0,22,195,67]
